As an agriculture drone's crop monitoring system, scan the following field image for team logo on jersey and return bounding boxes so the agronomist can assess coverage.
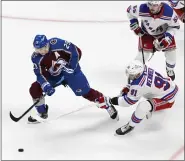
[50,39,57,45]
[49,58,67,76]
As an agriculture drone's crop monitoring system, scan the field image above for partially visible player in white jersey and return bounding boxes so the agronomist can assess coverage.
[109,60,178,135]
[168,0,185,23]
[127,1,180,81]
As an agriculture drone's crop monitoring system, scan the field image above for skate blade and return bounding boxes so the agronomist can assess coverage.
[111,114,119,121]
[27,121,41,124]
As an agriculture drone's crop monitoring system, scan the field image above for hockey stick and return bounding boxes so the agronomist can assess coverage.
[128,36,145,84]
[148,52,154,61]
[140,36,145,65]
[140,36,155,64]
[9,83,59,122]
[9,93,47,122]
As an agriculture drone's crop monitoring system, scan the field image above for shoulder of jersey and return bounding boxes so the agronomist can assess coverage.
[139,3,150,13]
[48,37,65,50]
[31,52,43,63]
[162,2,174,17]
[138,3,152,17]
[48,37,64,45]
[168,0,180,7]
[131,76,146,87]
[139,3,173,18]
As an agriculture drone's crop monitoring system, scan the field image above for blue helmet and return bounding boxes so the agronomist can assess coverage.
[33,35,48,49]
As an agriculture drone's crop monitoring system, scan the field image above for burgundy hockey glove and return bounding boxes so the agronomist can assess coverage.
[120,84,130,96]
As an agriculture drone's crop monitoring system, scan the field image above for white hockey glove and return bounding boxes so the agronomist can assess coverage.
[153,33,173,51]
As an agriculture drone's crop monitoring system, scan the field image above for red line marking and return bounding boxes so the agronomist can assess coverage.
[2,15,128,23]
[169,146,184,160]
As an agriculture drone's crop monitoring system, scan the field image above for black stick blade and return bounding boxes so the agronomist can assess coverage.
[9,111,20,122]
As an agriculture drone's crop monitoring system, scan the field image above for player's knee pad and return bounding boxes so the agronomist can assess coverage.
[136,100,153,114]
[82,88,103,102]
[29,82,43,99]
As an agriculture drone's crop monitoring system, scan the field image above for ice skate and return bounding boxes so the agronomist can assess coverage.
[96,96,119,121]
[115,123,134,135]
[166,68,175,81]
[28,104,49,124]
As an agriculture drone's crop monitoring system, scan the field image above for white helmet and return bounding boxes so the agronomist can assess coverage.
[125,60,144,80]
[147,1,162,14]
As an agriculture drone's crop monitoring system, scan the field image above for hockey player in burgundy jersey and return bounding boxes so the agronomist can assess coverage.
[28,35,118,123]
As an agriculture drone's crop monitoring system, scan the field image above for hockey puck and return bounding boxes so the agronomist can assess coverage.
[18,148,24,152]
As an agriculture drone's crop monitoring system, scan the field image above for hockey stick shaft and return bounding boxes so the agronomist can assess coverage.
[9,93,47,122]
[140,36,145,65]
[9,84,58,122]
[128,36,145,84]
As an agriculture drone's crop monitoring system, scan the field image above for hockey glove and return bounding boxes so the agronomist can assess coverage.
[120,84,130,96]
[130,19,145,37]
[96,96,111,109]
[153,32,173,51]
[42,82,55,96]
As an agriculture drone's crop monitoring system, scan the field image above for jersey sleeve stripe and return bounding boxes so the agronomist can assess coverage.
[139,76,146,86]
[123,95,138,105]
[38,56,47,82]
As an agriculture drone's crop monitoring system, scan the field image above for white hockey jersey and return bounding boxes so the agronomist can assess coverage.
[168,0,184,22]
[168,0,184,9]
[118,65,178,107]
[127,2,180,38]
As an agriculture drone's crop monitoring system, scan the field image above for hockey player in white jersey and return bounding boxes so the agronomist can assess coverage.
[109,60,178,135]
[168,0,185,23]
[127,1,180,81]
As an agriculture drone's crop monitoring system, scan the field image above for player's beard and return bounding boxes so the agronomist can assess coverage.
[149,5,162,14]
